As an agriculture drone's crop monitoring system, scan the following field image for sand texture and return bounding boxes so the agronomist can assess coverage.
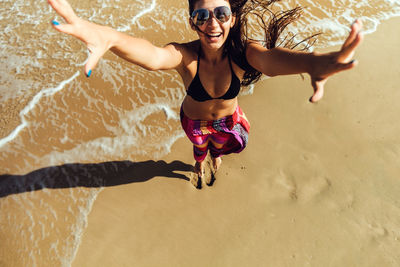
[68,17,400,267]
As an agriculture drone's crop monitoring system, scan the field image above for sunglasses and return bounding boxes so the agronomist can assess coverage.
[191,6,232,26]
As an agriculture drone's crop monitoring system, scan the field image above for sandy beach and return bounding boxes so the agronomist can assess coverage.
[1,2,400,266]
[69,17,400,266]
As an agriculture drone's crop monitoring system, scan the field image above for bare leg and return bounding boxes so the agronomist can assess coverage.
[192,160,205,189]
[205,156,221,187]
[211,156,222,172]
[206,136,227,187]
[208,137,226,173]
[192,141,208,188]
[194,160,205,177]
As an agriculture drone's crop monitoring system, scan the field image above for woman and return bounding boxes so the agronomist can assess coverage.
[48,0,363,186]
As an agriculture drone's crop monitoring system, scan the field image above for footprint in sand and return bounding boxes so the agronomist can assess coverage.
[260,170,297,203]
[286,152,332,203]
[297,175,332,203]
[364,221,389,242]
[264,154,332,204]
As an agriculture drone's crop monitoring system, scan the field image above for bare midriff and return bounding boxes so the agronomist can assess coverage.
[182,95,238,121]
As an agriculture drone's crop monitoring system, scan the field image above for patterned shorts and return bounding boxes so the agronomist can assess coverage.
[180,105,250,162]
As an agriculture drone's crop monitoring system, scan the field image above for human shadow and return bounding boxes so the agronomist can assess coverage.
[0,160,193,198]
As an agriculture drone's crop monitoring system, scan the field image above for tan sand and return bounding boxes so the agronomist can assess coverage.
[70,17,400,266]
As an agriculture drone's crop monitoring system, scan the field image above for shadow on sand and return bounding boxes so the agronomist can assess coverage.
[0,160,193,198]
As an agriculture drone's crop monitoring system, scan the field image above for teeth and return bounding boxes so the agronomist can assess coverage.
[207,33,221,37]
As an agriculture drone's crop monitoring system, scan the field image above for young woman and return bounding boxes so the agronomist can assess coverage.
[48,0,363,185]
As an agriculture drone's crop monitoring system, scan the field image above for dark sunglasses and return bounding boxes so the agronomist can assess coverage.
[191,6,232,26]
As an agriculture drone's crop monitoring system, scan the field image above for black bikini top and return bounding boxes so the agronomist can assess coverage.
[186,48,241,102]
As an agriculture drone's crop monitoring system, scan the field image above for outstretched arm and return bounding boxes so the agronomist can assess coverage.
[246,19,363,102]
[48,0,183,76]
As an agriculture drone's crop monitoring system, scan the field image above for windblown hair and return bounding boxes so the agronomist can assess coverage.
[188,0,320,86]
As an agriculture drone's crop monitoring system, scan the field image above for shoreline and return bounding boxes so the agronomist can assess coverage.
[1,7,400,266]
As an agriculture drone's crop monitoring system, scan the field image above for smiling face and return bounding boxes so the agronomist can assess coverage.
[190,0,236,51]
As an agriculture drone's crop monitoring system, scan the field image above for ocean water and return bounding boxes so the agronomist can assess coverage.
[0,0,399,265]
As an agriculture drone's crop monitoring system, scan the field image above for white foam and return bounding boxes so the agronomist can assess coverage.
[37,103,183,166]
[117,0,157,32]
[64,188,103,267]
[2,1,400,266]
[0,72,80,148]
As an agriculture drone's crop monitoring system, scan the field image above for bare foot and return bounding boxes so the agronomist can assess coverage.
[191,173,202,189]
[206,156,221,187]
[192,161,204,189]
[212,157,222,172]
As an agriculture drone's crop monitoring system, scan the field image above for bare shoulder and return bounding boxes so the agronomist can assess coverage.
[245,40,266,58]
[151,40,198,71]
[165,40,199,60]
[164,40,199,71]
[244,40,269,74]
[162,40,200,87]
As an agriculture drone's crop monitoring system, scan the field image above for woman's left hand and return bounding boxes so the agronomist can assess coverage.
[309,19,363,103]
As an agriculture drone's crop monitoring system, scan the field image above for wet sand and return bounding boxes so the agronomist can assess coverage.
[70,17,400,266]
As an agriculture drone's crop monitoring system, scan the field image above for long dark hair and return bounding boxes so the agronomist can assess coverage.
[188,0,319,86]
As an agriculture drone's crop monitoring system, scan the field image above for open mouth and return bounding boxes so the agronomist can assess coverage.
[205,33,222,39]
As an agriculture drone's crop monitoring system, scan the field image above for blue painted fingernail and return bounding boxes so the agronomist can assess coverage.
[350,60,355,64]
[86,70,92,78]
[52,20,60,26]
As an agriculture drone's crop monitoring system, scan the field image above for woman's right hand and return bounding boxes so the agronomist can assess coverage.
[48,0,113,76]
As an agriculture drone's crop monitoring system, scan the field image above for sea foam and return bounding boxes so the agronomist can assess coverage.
[1,0,399,266]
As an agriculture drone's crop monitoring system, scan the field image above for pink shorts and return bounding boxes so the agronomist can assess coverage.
[180,106,250,162]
